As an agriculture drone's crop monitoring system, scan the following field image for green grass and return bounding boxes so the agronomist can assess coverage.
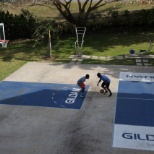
[2,1,154,20]
[97,1,154,13]
[83,31,154,56]
[53,31,154,58]
[0,31,154,60]
[0,31,153,65]
[0,2,154,81]
[0,60,26,81]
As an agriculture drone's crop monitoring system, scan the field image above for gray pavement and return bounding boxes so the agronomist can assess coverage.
[0,62,154,154]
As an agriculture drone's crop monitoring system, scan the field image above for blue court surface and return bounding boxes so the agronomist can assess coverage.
[113,72,154,151]
[0,81,89,109]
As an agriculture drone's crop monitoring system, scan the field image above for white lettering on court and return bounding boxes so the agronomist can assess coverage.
[65,88,80,104]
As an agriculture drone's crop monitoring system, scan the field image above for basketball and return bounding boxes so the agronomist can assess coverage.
[100,89,104,93]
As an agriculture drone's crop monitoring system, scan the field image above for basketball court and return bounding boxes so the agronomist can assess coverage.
[113,72,154,151]
[0,62,154,154]
[0,81,89,109]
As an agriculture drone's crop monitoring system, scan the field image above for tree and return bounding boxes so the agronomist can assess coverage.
[51,0,117,26]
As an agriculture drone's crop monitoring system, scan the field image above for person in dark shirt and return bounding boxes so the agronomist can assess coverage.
[97,73,112,97]
[77,74,89,97]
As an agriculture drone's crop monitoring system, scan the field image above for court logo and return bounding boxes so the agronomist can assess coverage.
[65,88,80,104]
[120,72,154,82]
[0,81,89,109]
[126,75,154,79]
[122,133,154,141]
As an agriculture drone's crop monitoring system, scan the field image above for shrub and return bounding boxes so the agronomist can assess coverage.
[0,9,36,39]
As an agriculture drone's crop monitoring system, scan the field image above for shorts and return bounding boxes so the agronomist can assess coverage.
[102,81,110,88]
[78,83,85,88]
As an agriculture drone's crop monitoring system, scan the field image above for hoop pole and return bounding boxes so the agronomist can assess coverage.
[75,27,86,56]
[49,30,52,57]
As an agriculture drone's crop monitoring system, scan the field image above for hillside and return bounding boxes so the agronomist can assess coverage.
[1,1,154,20]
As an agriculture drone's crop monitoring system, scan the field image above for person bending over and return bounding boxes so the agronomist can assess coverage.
[97,73,112,97]
[77,74,90,97]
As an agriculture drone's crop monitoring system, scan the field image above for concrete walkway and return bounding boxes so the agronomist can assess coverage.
[0,62,154,154]
[69,54,154,66]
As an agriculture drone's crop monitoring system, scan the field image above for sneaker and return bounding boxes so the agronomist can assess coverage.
[108,93,112,97]
[105,90,108,94]
[80,94,84,97]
